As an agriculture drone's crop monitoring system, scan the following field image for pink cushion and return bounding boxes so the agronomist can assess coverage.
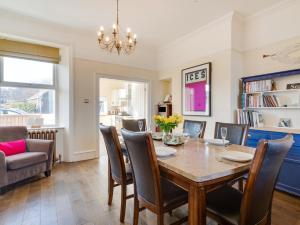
[0,139,26,156]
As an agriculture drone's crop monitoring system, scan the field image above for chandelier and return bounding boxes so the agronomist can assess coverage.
[97,0,137,55]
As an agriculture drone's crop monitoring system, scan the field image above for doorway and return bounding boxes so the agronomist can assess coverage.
[97,76,150,157]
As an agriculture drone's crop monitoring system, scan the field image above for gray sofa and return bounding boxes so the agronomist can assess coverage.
[0,126,54,193]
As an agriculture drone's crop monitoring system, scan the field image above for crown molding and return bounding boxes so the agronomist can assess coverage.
[245,0,296,21]
[158,11,235,52]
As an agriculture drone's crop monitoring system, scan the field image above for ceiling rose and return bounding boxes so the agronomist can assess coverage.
[97,0,137,55]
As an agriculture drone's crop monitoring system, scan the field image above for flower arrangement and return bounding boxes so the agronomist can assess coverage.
[153,114,183,133]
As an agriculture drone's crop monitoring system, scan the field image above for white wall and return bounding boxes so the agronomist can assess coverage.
[242,37,300,128]
[157,0,300,137]
[1,0,300,160]
[243,0,300,51]
[73,58,159,161]
[241,0,300,128]
[0,9,157,71]
[158,15,234,138]
[0,9,160,162]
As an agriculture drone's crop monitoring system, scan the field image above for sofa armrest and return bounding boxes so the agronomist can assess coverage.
[26,139,54,171]
[0,151,8,188]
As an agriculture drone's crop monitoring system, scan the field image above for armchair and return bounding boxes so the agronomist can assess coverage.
[0,126,54,193]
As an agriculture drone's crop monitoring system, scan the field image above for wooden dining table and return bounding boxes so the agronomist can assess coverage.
[154,139,255,225]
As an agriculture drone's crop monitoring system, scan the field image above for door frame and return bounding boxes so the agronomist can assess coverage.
[95,73,152,157]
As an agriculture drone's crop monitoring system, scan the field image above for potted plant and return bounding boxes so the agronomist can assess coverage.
[153,114,183,143]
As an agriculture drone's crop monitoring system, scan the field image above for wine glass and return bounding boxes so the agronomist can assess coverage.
[220,127,227,145]
[138,120,144,132]
[183,132,190,144]
[195,126,201,137]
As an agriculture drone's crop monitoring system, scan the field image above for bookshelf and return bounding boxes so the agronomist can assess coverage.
[237,68,300,127]
[245,89,300,95]
[246,107,300,110]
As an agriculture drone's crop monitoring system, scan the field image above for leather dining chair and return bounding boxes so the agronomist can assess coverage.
[214,122,249,191]
[214,122,249,146]
[122,118,146,132]
[121,129,188,225]
[99,125,133,223]
[183,120,206,138]
[206,135,294,225]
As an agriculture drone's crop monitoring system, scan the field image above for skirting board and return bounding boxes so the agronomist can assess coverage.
[71,150,99,162]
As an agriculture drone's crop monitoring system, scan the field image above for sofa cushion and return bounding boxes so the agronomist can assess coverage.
[0,139,26,156]
[6,152,48,170]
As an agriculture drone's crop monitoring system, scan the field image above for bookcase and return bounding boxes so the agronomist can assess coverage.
[238,69,300,197]
[238,69,300,127]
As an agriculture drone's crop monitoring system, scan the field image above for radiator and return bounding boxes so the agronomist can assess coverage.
[28,129,59,165]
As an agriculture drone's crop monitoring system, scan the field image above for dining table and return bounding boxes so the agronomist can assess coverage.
[154,138,255,225]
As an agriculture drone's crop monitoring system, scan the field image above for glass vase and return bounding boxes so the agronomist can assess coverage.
[162,130,172,144]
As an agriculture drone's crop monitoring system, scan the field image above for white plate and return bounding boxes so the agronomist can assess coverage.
[165,140,184,146]
[220,151,254,162]
[155,147,177,157]
[152,132,163,140]
[206,139,230,146]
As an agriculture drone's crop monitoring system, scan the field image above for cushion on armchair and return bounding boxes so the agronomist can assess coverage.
[6,152,48,170]
[0,139,26,156]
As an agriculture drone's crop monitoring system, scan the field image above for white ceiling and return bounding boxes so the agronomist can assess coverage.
[0,0,283,47]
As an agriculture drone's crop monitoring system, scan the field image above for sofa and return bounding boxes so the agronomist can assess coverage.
[0,126,54,193]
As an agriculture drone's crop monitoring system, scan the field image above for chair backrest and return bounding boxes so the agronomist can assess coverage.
[99,125,126,182]
[0,126,28,142]
[121,129,161,207]
[240,135,294,225]
[183,120,206,138]
[214,122,249,145]
[122,119,146,132]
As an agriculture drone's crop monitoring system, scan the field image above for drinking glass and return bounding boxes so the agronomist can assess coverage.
[183,132,190,144]
[195,126,201,137]
[220,127,227,145]
[138,120,144,131]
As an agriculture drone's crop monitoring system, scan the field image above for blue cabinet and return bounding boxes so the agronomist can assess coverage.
[247,129,300,197]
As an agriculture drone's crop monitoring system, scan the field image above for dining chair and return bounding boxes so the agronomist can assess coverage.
[206,134,294,225]
[183,120,206,138]
[122,118,146,132]
[99,125,133,223]
[214,122,249,191]
[214,122,249,146]
[121,129,188,225]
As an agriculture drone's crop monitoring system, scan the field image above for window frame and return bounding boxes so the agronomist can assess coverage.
[0,57,56,89]
[0,56,58,126]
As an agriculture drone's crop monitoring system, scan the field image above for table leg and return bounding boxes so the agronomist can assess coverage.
[188,185,206,225]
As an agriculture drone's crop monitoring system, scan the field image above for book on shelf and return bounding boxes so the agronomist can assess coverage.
[245,79,273,93]
[236,109,264,127]
[246,94,281,108]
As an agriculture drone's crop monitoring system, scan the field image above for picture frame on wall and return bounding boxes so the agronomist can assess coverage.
[182,62,211,116]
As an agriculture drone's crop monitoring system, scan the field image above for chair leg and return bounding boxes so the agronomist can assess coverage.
[108,170,114,205]
[157,213,164,225]
[45,170,52,177]
[238,178,244,191]
[120,184,127,222]
[133,197,139,225]
[266,211,272,225]
[0,187,7,195]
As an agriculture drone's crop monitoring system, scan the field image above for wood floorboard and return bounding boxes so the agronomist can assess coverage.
[0,157,299,225]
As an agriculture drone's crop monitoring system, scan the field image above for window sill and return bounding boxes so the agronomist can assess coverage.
[27,126,65,131]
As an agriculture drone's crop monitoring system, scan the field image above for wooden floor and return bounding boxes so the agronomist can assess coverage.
[0,157,300,225]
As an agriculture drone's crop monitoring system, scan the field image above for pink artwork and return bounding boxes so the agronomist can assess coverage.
[185,81,206,111]
[182,63,211,116]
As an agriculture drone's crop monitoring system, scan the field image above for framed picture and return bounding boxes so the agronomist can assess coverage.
[182,62,211,116]
[278,118,292,127]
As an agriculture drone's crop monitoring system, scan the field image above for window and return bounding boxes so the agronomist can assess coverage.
[0,57,56,126]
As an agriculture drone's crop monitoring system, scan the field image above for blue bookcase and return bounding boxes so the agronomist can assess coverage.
[247,129,300,197]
